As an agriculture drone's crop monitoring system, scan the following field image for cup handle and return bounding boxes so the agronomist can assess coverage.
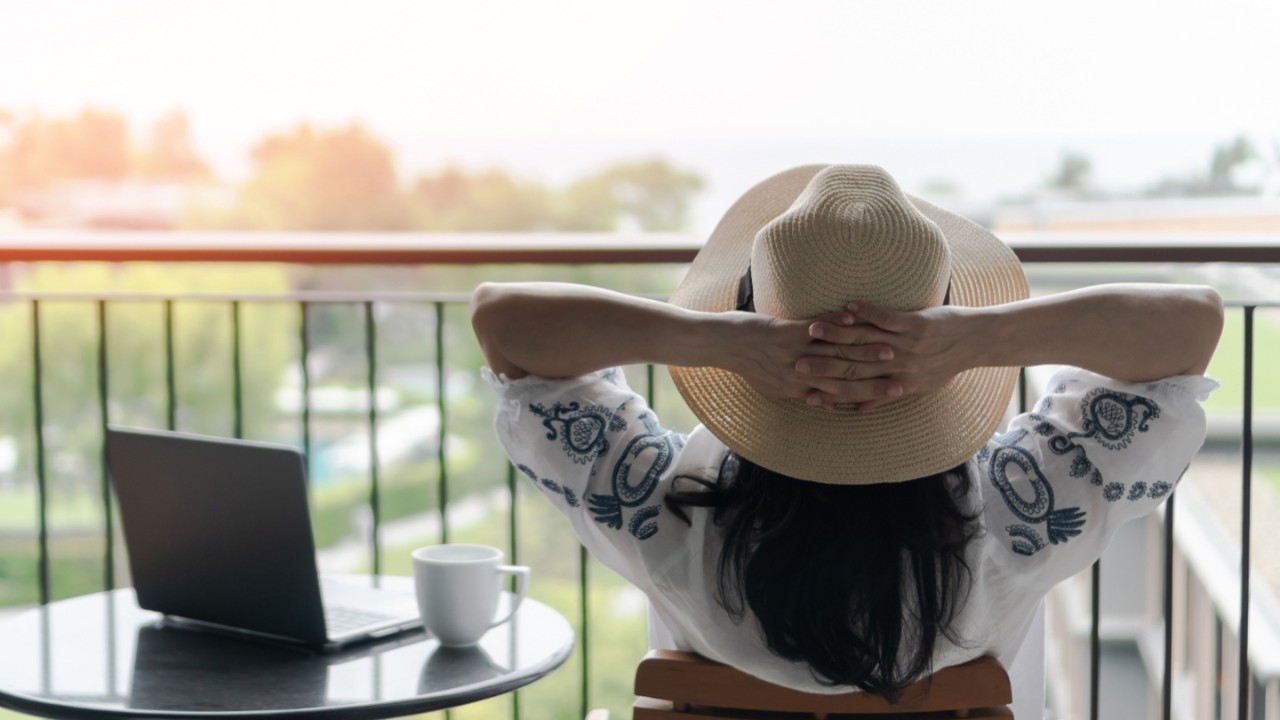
[489,564,530,629]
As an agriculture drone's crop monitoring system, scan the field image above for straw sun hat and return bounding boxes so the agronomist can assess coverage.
[668,164,1028,485]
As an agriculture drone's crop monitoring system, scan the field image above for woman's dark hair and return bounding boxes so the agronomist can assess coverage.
[665,452,980,701]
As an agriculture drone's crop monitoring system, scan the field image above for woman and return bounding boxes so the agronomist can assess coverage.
[470,165,1222,712]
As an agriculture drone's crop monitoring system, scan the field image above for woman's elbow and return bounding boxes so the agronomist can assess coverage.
[470,282,518,336]
[1183,285,1224,375]
[471,282,518,367]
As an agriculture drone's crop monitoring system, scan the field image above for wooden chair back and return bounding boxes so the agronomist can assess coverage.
[633,650,1013,719]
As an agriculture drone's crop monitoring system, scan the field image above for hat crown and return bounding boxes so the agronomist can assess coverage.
[668,163,1028,485]
[751,165,951,320]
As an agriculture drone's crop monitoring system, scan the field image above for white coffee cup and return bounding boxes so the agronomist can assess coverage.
[411,544,530,647]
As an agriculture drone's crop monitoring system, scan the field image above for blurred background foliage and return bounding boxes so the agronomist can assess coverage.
[0,108,706,234]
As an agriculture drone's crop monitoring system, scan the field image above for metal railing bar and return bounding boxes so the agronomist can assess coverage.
[436,302,449,545]
[0,291,1276,309]
[1239,306,1255,720]
[3,229,1280,265]
[364,301,382,576]
[96,300,114,593]
[163,300,176,430]
[31,300,50,605]
[0,291,479,304]
[507,461,521,720]
[1017,367,1027,415]
[104,584,117,702]
[1091,560,1101,720]
[1163,491,1176,720]
[579,544,590,720]
[0,231,706,265]
[507,464,519,571]
[299,302,312,481]
[230,301,243,439]
[646,364,656,408]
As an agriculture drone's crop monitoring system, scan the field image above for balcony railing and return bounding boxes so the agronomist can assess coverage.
[1,230,1277,720]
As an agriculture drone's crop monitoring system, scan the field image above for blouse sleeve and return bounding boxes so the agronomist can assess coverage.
[979,366,1218,592]
[483,366,694,585]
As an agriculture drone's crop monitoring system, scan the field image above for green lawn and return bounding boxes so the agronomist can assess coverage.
[0,485,102,529]
[1202,308,1280,413]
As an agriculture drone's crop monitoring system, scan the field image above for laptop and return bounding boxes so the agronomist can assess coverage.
[106,425,422,651]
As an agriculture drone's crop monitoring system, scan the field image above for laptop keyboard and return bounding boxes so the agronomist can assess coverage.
[325,605,399,634]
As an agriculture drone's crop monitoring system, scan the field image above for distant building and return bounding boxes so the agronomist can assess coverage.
[994,195,1280,234]
[13,179,232,230]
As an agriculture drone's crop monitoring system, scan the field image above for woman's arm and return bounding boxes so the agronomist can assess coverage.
[471,282,725,379]
[798,283,1224,410]
[470,281,903,403]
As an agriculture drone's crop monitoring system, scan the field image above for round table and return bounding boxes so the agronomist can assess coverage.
[0,577,575,720]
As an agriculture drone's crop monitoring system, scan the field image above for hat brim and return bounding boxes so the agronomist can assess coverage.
[668,165,1029,485]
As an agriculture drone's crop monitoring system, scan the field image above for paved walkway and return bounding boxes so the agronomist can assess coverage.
[1186,457,1280,602]
[315,487,509,573]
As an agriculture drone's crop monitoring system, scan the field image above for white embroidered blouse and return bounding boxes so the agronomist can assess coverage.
[484,365,1216,704]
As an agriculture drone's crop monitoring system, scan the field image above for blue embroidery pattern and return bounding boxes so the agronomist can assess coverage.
[628,505,661,540]
[1069,455,1093,478]
[587,413,681,540]
[588,494,624,529]
[527,387,681,542]
[1007,524,1048,557]
[613,428,675,506]
[529,401,627,465]
[987,385,1169,556]
[1044,389,1160,499]
[986,430,1086,555]
[1072,389,1160,451]
[516,464,580,507]
[1028,383,1068,422]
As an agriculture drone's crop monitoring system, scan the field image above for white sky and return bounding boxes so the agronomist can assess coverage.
[3,0,1279,228]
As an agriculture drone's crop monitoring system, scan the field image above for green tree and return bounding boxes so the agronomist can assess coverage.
[559,157,704,231]
[1208,135,1258,194]
[236,123,409,230]
[1045,151,1093,197]
[408,157,704,232]
[410,167,554,231]
[137,112,211,181]
[1145,134,1264,198]
[6,109,132,190]
[0,109,13,207]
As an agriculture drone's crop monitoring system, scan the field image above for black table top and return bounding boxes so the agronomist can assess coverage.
[0,576,574,720]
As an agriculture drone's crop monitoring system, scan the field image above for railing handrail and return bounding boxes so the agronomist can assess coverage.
[0,290,479,303]
[2,230,1280,264]
[0,290,1275,308]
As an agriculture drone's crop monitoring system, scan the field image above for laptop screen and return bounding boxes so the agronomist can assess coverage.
[106,427,329,646]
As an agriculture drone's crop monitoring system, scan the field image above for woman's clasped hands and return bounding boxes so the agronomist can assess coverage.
[728,300,977,412]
